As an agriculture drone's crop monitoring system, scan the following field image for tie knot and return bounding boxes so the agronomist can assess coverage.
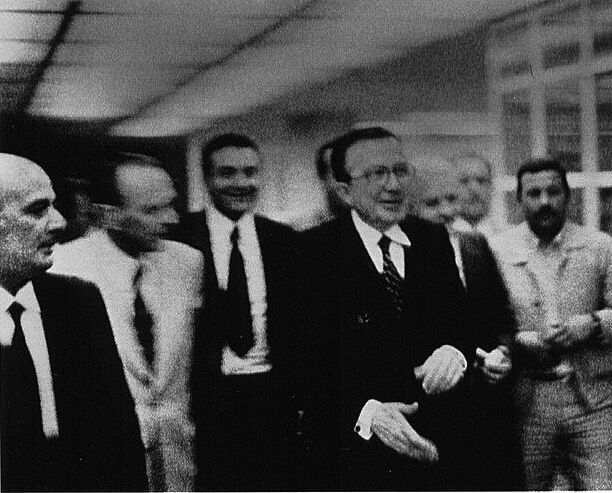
[378,235,391,254]
[8,302,25,323]
[231,227,240,245]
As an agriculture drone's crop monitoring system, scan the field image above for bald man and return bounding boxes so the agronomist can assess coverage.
[52,154,202,492]
[415,156,520,490]
[0,153,146,491]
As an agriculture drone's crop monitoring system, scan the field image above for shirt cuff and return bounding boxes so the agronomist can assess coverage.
[354,399,382,440]
[439,344,468,371]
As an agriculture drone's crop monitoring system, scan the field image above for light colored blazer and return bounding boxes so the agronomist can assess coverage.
[491,221,612,409]
[51,229,203,491]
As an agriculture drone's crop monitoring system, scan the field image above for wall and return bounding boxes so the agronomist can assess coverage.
[189,26,491,229]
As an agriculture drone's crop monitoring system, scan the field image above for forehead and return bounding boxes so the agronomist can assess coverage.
[520,169,565,190]
[345,137,403,172]
[0,164,54,210]
[211,146,260,169]
[456,157,489,177]
[115,165,175,206]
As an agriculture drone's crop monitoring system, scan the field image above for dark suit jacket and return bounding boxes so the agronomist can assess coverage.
[14,274,147,492]
[299,213,472,490]
[182,211,301,447]
[458,231,515,351]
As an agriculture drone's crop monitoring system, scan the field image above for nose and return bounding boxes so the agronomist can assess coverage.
[161,206,179,225]
[384,170,402,190]
[539,192,552,206]
[49,206,67,232]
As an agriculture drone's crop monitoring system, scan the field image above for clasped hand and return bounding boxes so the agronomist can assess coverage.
[370,402,438,463]
[413,345,465,395]
[475,346,512,384]
[542,314,595,350]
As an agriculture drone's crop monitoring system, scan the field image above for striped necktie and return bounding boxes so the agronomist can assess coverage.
[378,235,405,317]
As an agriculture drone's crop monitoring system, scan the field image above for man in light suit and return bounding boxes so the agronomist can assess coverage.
[300,128,472,490]
[183,133,300,491]
[491,158,612,490]
[0,153,147,492]
[52,154,202,491]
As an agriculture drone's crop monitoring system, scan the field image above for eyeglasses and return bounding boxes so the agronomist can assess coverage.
[350,163,413,185]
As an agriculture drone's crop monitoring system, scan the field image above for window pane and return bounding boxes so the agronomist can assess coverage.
[597,72,612,170]
[592,0,612,55]
[502,90,531,175]
[546,80,581,171]
[505,189,583,225]
[543,43,580,69]
[600,188,612,234]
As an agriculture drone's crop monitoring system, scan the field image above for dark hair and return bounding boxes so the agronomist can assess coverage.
[92,153,164,206]
[316,140,336,180]
[201,133,259,176]
[450,152,492,178]
[516,157,570,200]
[329,127,398,183]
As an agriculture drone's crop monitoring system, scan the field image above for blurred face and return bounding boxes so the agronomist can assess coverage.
[519,170,569,242]
[206,146,261,221]
[0,157,66,293]
[456,157,492,224]
[420,179,460,228]
[112,164,179,252]
[341,137,411,232]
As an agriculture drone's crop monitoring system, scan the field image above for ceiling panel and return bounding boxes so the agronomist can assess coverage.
[0,12,62,39]
[0,0,67,11]
[54,41,224,67]
[0,0,544,137]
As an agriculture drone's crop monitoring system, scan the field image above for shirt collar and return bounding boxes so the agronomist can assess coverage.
[0,282,40,314]
[351,209,411,248]
[206,207,255,237]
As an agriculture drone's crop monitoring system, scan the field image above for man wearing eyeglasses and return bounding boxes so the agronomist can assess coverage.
[300,127,472,490]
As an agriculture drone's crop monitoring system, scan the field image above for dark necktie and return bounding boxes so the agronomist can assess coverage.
[133,265,155,367]
[378,235,405,317]
[1,302,46,489]
[225,227,254,356]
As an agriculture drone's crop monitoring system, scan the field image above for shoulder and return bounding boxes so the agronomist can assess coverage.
[34,273,103,304]
[401,215,450,246]
[300,216,347,246]
[160,239,202,263]
[255,215,297,237]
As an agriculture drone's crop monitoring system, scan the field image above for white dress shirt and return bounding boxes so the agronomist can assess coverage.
[0,283,59,438]
[350,211,466,440]
[206,207,271,375]
[351,210,411,275]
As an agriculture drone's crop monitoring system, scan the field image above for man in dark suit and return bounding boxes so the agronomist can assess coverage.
[416,156,521,490]
[184,133,299,491]
[0,153,146,492]
[300,128,473,491]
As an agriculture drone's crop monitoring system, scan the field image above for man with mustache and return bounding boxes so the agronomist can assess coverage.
[0,153,146,491]
[184,133,300,491]
[491,158,612,490]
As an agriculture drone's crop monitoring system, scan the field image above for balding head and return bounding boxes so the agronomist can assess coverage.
[412,156,461,227]
[0,153,66,293]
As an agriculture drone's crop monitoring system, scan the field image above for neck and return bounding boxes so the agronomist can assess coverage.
[108,230,150,259]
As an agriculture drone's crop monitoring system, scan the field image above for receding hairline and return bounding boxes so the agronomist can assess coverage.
[0,154,52,209]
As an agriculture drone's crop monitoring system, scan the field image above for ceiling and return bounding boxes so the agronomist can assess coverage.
[0,0,542,139]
